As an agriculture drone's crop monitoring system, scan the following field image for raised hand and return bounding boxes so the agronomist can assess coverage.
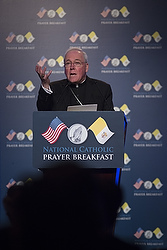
[35,65,52,89]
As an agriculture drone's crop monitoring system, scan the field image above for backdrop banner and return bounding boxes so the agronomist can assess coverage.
[0,0,167,249]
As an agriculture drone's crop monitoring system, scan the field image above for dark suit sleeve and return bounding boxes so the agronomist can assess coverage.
[103,84,114,111]
[36,86,53,111]
[93,78,114,111]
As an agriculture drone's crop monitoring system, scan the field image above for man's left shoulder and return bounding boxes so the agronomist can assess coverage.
[88,77,110,87]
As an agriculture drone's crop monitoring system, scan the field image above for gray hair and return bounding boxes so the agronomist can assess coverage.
[64,47,88,63]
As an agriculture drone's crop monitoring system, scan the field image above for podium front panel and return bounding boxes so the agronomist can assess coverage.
[33,111,124,169]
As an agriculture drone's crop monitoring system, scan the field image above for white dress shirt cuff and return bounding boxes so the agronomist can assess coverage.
[41,84,53,94]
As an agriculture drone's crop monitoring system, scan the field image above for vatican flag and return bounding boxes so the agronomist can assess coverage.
[25,32,35,43]
[120,55,130,67]
[120,104,130,116]
[120,6,130,17]
[25,80,35,92]
[152,129,162,140]
[153,227,163,239]
[152,80,162,91]
[152,31,162,43]
[88,117,114,144]
[124,153,131,165]
[56,7,66,18]
[121,202,131,214]
[88,31,98,43]
[153,178,163,189]
[25,129,33,141]
[56,56,64,67]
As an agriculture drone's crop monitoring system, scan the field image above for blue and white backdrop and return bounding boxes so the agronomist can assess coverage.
[1,0,167,249]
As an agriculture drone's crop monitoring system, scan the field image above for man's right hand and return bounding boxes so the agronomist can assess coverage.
[35,65,52,89]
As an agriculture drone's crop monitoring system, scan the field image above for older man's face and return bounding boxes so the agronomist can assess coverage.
[64,50,88,84]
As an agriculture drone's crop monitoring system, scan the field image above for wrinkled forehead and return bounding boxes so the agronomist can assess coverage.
[65,50,85,62]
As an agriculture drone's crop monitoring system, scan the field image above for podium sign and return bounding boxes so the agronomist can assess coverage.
[33,111,124,169]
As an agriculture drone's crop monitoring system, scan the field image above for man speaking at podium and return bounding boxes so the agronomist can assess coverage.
[36,48,114,111]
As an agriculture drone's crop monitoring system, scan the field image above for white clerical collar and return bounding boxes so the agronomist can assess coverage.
[76,78,86,88]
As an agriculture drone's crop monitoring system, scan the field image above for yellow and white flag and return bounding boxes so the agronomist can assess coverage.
[25,178,33,183]
[25,80,35,92]
[120,104,130,115]
[88,117,114,144]
[120,6,130,17]
[88,31,98,43]
[153,178,163,189]
[121,202,131,214]
[153,227,163,239]
[152,31,162,43]
[152,129,162,140]
[56,7,66,18]
[124,153,131,165]
[25,32,35,43]
[56,56,64,67]
[152,80,162,91]
[25,129,33,141]
[120,55,130,67]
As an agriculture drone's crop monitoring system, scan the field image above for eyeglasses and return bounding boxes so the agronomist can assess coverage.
[64,60,85,68]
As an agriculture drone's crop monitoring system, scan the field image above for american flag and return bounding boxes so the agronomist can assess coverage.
[42,117,67,144]
[133,80,143,92]
[101,55,111,67]
[133,31,143,43]
[133,178,144,189]
[6,178,16,189]
[37,7,47,18]
[101,7,111,18]
[134,228,144,239]
[37,56,47,67]
[6,129,16,141]
[6,80,16,92]
[133,129,143,141]
[6,32,16,43]
[69,31,79,43]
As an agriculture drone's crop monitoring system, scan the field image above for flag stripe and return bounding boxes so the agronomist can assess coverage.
[42,124,65,139]
[43,128,60,143]
[42,123,67,144]
[48,124,67,144]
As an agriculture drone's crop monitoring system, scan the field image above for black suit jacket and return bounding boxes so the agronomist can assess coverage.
[37,76,114,111]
